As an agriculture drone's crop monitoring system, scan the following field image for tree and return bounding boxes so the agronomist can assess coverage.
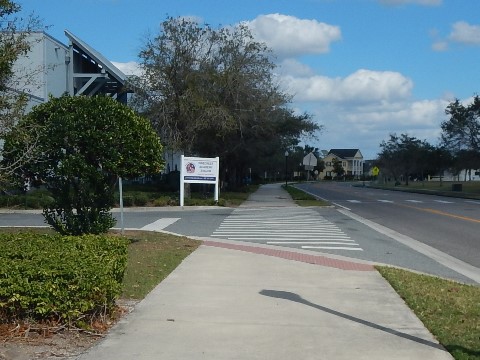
[332,158,345,179]
[131,16,320,188]
[378,133,434,185]
[441,96,480,175]
[441,96,480,153]
[2,95,164,235]
[0,0,42,187]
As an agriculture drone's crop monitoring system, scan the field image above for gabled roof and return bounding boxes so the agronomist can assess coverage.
[328,149,362,159]
[64,30,129,99]
[64,30,126,83]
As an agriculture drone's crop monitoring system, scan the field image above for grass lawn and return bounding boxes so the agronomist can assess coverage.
[283,184,330,206]
[371,181,480,199]
[377,266,480,360]
[112,230,200,299]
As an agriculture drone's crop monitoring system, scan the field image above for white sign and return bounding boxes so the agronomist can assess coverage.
[303,152,318,167]
[182,157,218,184]
[180,156,220,206]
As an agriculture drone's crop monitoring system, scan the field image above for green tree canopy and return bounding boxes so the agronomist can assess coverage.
[0,0,42,187]
[378,133,438,185]
[3,95,164,234]
[441,96,480,174]
[131,16,321,187]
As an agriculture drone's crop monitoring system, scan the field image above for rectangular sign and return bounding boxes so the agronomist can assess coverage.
[180,155,220,206]
[182,157,218,184]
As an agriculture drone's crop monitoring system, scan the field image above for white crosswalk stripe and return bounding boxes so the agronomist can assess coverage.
[211,207,363,251]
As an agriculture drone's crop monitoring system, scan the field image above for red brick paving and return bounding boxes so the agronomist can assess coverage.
[202,240,375,271]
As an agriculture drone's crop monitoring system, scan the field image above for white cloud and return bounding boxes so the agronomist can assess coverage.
[309,98,449,158]
[245,14,341,59]
[277,59,316,78]
[379,0,442,6]
[432,21,480,50]
[280,69,413,103]
[432,40,448,51]
[449,21,480,45]
[111,61,143,76]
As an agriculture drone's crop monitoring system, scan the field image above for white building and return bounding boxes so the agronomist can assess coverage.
[11,30,129,110]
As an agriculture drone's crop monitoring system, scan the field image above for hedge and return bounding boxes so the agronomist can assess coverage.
[0,233,128,326]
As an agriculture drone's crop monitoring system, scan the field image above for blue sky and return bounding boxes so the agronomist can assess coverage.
[18,0,480,159]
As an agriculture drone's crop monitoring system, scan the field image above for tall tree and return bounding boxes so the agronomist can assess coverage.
[131,17,320,187]
[441,96,480,174]
[441,96,480,153]
[2,95,164,235]
[0,0,42,187]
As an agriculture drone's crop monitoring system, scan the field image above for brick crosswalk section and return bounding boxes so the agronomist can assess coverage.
[203,240,375,271]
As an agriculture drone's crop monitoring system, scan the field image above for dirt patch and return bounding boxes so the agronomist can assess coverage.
[0,299,139,360]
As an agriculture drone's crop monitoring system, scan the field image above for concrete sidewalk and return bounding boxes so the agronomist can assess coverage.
[77,183,452,360]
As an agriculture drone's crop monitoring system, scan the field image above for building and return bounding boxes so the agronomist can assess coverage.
[11,30,130,110]
[320,149,364,179]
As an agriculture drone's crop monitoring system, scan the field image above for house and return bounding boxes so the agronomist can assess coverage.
[320,149,364,179]
[11,30,130,111]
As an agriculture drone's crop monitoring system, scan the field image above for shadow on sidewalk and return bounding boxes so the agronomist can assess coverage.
[259,289,446,352]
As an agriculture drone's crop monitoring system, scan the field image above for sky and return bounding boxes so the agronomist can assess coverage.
[18,0,480,159]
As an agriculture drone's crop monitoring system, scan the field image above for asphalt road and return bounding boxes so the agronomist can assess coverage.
[1,189,478,283]
[295,182,480,269]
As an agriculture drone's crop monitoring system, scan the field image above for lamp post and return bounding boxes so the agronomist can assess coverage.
[284,150,289,187]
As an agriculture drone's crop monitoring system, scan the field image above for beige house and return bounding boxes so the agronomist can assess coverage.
[320,149,364,179]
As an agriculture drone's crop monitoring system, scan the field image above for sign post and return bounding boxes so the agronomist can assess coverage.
[180,156,220,207]
[303,152,318,180]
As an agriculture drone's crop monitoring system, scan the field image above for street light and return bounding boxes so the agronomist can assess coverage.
[284,150,289,187]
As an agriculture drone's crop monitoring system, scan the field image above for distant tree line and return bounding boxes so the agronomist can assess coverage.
[377,95,480,184]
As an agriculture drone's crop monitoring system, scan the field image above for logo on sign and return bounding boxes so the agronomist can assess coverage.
[186,163,196,173]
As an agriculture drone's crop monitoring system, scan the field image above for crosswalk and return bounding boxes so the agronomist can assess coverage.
[211,207,362,251]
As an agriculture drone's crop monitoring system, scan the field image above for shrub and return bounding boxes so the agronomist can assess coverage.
[0,233,128,326]
[133,192,149,206]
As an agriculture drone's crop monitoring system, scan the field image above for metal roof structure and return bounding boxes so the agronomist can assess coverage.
[64,30,129,102]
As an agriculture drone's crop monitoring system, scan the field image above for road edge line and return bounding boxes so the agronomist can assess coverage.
[337,209,480,284]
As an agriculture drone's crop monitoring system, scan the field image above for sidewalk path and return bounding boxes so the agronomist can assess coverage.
[77,183,452,360]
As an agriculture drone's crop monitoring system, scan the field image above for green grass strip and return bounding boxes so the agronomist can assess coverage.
[377,266,480,360]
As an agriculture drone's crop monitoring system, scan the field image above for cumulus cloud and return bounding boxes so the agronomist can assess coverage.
[245,14,341,59]
[111,61,143,76]
[280,69,413,103]
[379,0,442,5]
[309,98,449,158]
[449,21,480,45]
[432,21,480,51]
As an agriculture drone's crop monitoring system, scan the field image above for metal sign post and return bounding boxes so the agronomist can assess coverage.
[303,152,318,181]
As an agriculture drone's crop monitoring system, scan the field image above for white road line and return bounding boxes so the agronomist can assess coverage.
[337,208,480,284]
[465,200,480,205]
[267,241,356,245]
[212,234,351,239]
[434,200,454,204]
[405,200,423,203]
[302,246,363,251]
[332,202,351,211]
[377,200,393,203]
[211,207,363,251]
[346,200,361,203]
[141,218,180,231]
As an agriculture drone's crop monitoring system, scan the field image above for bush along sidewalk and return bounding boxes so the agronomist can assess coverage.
[0,233,128,331]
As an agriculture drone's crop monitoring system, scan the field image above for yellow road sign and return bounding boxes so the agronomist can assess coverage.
[372,166,380,176]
